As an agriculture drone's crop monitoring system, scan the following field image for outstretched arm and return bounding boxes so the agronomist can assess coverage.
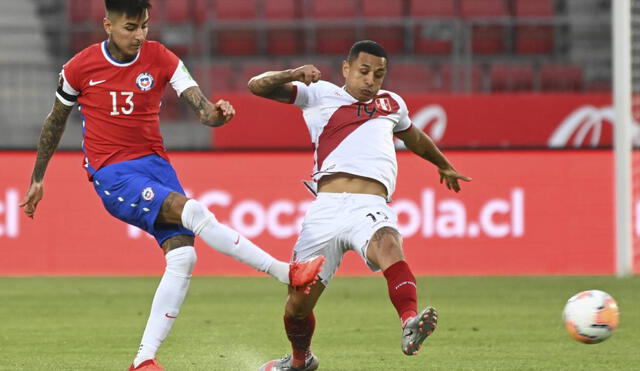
[180,86,235,127]
[247,65,321,103]
[19,98,73,218]
[395,125,471,192]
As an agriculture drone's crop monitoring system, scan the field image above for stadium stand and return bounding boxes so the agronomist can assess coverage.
[514,0,555,55]
[410,0,456,55]
[489,63,535,92]
[460,0,509,55]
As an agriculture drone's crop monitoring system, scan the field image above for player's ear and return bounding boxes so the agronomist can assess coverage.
[103,15,112,36]
[342,60,349,79]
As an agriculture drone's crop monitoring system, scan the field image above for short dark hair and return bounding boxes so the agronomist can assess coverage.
[105,0,151,18]
[347,40,388,64]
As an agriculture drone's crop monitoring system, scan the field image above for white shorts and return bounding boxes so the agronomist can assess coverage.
[292,192,399,285]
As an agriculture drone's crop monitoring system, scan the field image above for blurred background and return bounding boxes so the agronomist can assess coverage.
[0,0,612,149]
[2,0,637,277]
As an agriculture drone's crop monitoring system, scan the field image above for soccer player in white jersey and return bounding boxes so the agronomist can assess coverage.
[18,1,324,370]
[249,40,471,370]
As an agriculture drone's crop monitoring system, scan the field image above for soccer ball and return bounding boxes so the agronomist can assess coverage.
[562,290,619,344]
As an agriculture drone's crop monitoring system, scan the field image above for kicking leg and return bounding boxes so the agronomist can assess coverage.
[366,227,437,356]
[132,235,196,370]
[260,282,324,371]
[158,193,323,289]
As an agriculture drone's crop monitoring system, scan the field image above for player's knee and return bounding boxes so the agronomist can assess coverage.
[166,245,197,277]
[181,199,218,235]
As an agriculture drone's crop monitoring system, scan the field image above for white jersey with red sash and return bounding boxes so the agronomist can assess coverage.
[291,80,413,200]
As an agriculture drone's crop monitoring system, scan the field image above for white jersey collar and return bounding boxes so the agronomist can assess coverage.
[101,40,141,67]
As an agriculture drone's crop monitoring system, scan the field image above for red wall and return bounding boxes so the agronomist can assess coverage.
[213,93,613,149]
[1,150,633,276]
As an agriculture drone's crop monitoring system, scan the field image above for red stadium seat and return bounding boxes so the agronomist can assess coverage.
[265,0,301,55]
[210,63,237,92]
[364,26,405,54]
[460,0,508,54]
[384,62,437,93]
[192,63,237,93]
[514,0,554,17]
[240,62,287,90]
[309,0,358,55]
[515,25,554,54]
[70,29,105,53]
[289,59,338,83]
[265,0,297,19]
[362,0,404,18]
[310,0,358,18]
[215,29,258,55]
[489,64,534,92]
[409,0,456,16]
[409,0,457,55]
[514,0,555,55]
[460,0,507,17]
[214,0,257,19]
[315,27,357,55]
[441,63,483,92]
[161,0,210,24]
[540,64,583,91]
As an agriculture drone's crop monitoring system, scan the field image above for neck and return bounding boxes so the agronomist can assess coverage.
[106,38,135,62]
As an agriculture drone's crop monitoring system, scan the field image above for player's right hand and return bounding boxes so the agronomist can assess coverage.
[19,181,44,218]
[291,65,321,85]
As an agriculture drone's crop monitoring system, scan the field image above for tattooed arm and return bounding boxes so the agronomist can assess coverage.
[180,86,235,127]
[19,98,73,218]
[248,65,321,103]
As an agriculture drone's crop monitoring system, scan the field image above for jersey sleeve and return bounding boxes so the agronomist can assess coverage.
[291,81,327,108]
[391,93,413,133]
[56,61,80,106]
[155,43,198,96]
[170,60,198,97]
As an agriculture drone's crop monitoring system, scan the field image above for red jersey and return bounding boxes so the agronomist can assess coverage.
[56,40,197,178]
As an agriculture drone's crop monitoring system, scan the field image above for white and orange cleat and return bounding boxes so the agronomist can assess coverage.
[129,358,164,371]
[289,256,326,294]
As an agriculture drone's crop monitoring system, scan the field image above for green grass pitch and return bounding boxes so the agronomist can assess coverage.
[0,276,638,370]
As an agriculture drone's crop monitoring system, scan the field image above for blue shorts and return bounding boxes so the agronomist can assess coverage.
[92,154,194,246]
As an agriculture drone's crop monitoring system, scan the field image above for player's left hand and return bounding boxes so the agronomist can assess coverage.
[211,99,235,127]
[19,181,44,218]
[438,167,472,193]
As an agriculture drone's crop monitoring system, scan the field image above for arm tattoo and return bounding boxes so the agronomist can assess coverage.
[181,86,216,126]
[248,70,294,102]
[32,99,72,183]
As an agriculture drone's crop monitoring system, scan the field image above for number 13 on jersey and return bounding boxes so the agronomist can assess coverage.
[110,91,134,116]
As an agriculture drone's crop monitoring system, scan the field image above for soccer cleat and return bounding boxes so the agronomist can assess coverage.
[402,306,438,356]
[129,358,164,371]
[259,353,319,371]
[289,256,326,294]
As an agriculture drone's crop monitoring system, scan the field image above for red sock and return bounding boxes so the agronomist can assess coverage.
[284,313,315,367]
[383,260,418,326]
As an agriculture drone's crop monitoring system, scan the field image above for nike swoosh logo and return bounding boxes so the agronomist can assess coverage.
[165,313,177,319]
[234,235,240,245]
[89,79,106,86]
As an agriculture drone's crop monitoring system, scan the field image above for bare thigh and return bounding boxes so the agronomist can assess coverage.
[365,226,405,271]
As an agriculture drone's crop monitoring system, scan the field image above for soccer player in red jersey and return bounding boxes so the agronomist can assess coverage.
[249,40,471,370]
[18,1,324,370]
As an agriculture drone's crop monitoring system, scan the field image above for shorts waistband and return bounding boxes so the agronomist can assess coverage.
[316,192,387,203]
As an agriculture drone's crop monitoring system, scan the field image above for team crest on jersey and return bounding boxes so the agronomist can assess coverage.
[136,72,154,91]
[142,187,155,201]
[375,97,392,113]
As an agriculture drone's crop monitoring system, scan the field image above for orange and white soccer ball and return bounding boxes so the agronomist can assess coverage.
[562,290,619,344]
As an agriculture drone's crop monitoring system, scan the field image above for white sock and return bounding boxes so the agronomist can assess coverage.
[181,199,290,283]
[133,246,197,367]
